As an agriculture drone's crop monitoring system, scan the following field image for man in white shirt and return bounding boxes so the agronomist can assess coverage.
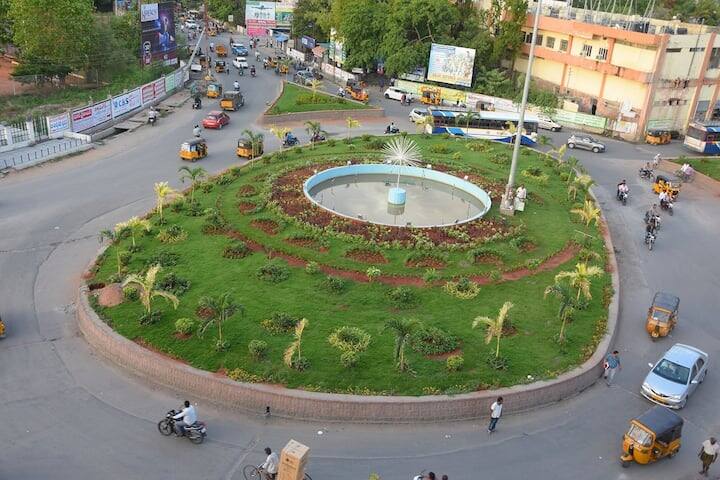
[261,447,279,479]
[514,184,527,211]
[488,396,503,433]
[700,437,719,476]
[173,400,197,437]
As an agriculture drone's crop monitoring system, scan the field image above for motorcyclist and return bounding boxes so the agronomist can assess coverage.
[385,122,397,134]
[658,189,671,209]
[173,400,197,437]
[209,41,215,52]
[639,161,653,177]
[337,87,345,97]
[652,153,661,169]
[193,95,202,109]
[148,107,158,125]
[255,51,261,62]
[616,179,628,200]
[250,65,256,77]
[233,80,240,90]
[193,125,201,137]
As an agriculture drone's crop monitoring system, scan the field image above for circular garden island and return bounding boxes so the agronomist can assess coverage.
[89,134,611,396]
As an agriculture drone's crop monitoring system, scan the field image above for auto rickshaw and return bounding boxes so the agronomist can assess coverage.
[0,313,6,339]
[276,63,289,75]
[208,27,217,36]
[179,138,208,162]
[652,174,680,198]
[645,130,671,145]
[646,292,679,339]
[236,138,263,159]
[420,86,442,105]
[621,406,682,467]
[344,81,369,102]
[220,91,244,111]
[215,60,227,74]
[198,54,208,68]
[266,57,279,69]
[206,81,222,98]
[216,44,227,57]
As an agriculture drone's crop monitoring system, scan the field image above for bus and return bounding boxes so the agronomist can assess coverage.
[426,109,539,145]
[683,121,720,154]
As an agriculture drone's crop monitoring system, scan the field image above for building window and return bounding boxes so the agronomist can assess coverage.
[535,34,544,45]
[689,47,705,52]
[524,32,532,44]
[709,48,720,69]
[665,47,682,53]
[597,47,608,60]
[560,39,569,52]
[581,44,593,57]
[546,37,555,49]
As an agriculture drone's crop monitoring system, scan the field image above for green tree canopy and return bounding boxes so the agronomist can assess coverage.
[330,0,387,71]
[291,0,332,41]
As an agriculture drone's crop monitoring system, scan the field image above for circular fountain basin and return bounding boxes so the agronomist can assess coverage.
[303,164,492,228]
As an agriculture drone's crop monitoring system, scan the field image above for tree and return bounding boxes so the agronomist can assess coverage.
[270,125,291,145]
[304,120,326,148]
[98,228,124,276]
[153,182,176,222]
[330,0,388,71]
[475,67,513,97]
[283,317,309,368]
[292,0,332,41]
[122,265,180,314]
[117,216,151,249]
[567,175,594,201]
[207,0,246,25]
[241,129,264,159]
[473,301,513,359]
[570,199,601,231]
[178,166,208,204]
[309,78,323,101]
[415,113,435,134]
[197,292,243,351]
[0,0,12,44]
[487,0,528,66]
[383,317,419,372]
[544,282,576,343]
[454,113,476,134]
[345,116,361,139]
[555,263,603,303]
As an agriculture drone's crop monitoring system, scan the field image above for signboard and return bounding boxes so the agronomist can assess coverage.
[301,36,316,49]
[174,69,184,89]
[71,100,112,133]
[275,1,294,28]
[647,118,674,130]
[153,77,166,98]
[165,72,176,93]
[228,14,234,23]
[141,1,177,67]
[141,82,156,104]
[111,88,142,118]
[245,1,276,36]
[427,43,476,88]
[114,0,136,15]
[553,109,607,129]
[47,113,70,136]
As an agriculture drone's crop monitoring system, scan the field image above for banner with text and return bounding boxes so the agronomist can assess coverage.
[275,0,295,27]
[71,100,112,133]
[427,43,476,88]
[111,88,143,118]
[245,1,276,36]
[47,113,70,136]
[141,2,178,67]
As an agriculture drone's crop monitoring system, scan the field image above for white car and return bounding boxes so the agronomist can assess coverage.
[408,108,430,123]
[232,56,248,69]
[190,62,202,72]
[384,86,413,102]
[536,113,562,132]
[185,20,198,29]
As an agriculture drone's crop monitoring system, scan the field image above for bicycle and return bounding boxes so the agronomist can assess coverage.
[242,465,312,480]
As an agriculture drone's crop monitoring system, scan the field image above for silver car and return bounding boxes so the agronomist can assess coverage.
[567,134,605,153]
[641,343,708,409]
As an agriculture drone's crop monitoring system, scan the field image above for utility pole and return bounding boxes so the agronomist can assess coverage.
[204,0,211,78]
[500,0,542,216]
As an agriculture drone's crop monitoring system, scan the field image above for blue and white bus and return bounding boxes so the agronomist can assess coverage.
[683,121,720,154]
[426,109,539,146]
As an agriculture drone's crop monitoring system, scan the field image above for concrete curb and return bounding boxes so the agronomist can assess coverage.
[76,208,621,423]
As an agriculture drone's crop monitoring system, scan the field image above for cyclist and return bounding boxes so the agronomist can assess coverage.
[260,447,279,479]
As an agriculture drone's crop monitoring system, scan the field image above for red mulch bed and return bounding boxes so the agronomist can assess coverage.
[173,332,192,340]
[237,201,256,213]
[519,241,538,252]
[285,237,326,251]
[426,347,463,361]
[196,306,214,319]
[500,243,580,281]
[472,253,503,266]
[406,257,446,268]
[237,185,257,197]
[345,249,388,264]
[250,219,279,235]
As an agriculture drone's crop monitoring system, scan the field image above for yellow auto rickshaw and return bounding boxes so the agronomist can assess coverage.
[266,57,278,69]
[179,138,208,162]
[216,44,227,57]
[652,174,680,198]
[199,54,209,68]
[206,82,222,98]
[646,292,679,340]
[276,63,289,75]
[345,81,369,102]
[645,130,671,145]
[0,313,6,339]
[420,86,442,105]
[220,91,244,111]
[215,60,227,74]
[236,138,263,159]
[621,406,682,468]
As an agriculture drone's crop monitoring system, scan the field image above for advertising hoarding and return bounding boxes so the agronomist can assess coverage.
[245,1,276,36]
[301,36,316,49]
[71,100,112,133]
[141,2,177,67]
[141,82,156,104]
[111,88,142,118]
[275,1,295,28]
[47,113,70,136]
[427,43,476,88]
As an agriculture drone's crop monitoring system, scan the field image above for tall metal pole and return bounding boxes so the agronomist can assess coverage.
[501,0,543,215]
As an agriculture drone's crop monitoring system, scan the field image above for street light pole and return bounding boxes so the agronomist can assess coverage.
[500,0,543,216]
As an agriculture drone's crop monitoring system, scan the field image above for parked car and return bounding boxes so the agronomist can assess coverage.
[641,343,708,409]
[232,56,248,69]
[185,20,198,29]
[202,111,230,129]
[567,134,605,153]
[536,113,562,132]
[408,108,430,123]
[190,62,202,72]
[294,70,316,86]
[384,86,413,102]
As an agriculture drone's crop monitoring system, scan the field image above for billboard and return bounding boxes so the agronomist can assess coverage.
[141,2,177,67]
[427,43,476,88]
[71,100,112,133]
[47,113,70,136]
[275,1,295,28]
[245,1,276,36]
[111,88,142,118]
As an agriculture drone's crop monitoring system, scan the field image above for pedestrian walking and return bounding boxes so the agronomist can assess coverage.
[700,437,720,476]
[603,350,621,386]
[488,396,503,433]
[379,76,385,89]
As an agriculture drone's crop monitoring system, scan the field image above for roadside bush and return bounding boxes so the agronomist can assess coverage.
[256,259,290,283]
[409,326,459,355]
[139,310,162,326]
[452,151,463,160]
[387,286,419,309]
[156,225,188,244]
[261,312,300,334]
[223,241,251,259]
[145,251,180,267]
[466,141,490,152]
[122,285,139,301]
[322,275,348,294]
[489,153,510,165]
[340,350,359,368]
[328,326,371,352]
[305,261,321,275]
[367,138,386,150]
[446,354,464,372]
[157,272,191,296]
[429,144,451,154]
[326,139,336,147]
[118,250,132,268]
[422,268,441,283]
[202,208,228,233]
[215,173,233,185]
[366,266,382,282]
[444,277,480,299]
[361,134,372,142]
[248,339,269,360]
[174,317,194,335]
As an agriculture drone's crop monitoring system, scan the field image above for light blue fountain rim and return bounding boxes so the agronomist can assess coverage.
[302,163,492,228]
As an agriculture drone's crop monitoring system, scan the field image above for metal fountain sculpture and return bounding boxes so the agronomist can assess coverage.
[382,136,422,206]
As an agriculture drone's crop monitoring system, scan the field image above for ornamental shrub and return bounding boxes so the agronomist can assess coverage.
[144,250,180,267]
[223,241,251,259]
[446,354,464,372]
[429,144,451,154]
[261,312,300,334]
[409,326,459,355]
[156,225,188,244]
[328,326,371,352]
[122,285,139,301]
[157,272,191,296]
[256,259,290,283]
[444,277,480,299]
[174,317,194,335]
[387,286,419,309]
[305,261,321,275]
[322,275,348,294]
[248,339,269,360]
[366,266,382,282]
[340,350,359,368]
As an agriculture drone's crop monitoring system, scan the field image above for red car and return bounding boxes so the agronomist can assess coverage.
[202,111,230,129]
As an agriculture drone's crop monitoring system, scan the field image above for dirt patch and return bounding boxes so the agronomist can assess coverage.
[426,347,463,361]
[196,306,214,319]
[97,283,123,307]
[345,249,388,264]
[406,257,446,269]
[472,253,503,266]
[519,241,538,253]
[500,243,580,281]
[214,368,228,378]
[250,219,279,235]
[237,184,258,197]
[134,338,188,365]
[285,237,323,251]
[237,201,256,213]
[173,332,192,340]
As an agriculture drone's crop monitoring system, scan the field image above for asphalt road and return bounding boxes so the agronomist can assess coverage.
[1,31,719,480]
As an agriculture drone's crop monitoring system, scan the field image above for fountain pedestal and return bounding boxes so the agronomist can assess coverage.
[387,187,406,205]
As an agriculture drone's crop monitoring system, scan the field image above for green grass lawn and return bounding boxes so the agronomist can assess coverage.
[91,135,610,396]
[268,82,370,115]
[684,157,720,181]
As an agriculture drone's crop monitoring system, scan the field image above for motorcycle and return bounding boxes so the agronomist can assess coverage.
[644,212,661,230]
[250,67,256,77]
[310,133,326,143]
[385,125,400,134]
[157,410,207,445]
[638,168,654,180]
[239,67,244,76]
[618,190,628,205]
[660,199,674,216]
[283,134,299,147]
[148,115,157,126]
[644,230,656,251]
[192,97,202,110]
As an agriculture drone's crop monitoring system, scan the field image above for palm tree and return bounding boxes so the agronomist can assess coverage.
[473,302,513,359]
[241,129,264,159]
[383,318,419,372]
[153,182,176,222]
[270,125,291,145]
[283,317,309,368]
[197,292,243,350]
[565,156,580,183]
[555,262,604,303]
[309,78,323,101]
[549,144,568,163]
[454,113,475,134]
[98,228,124,276]
[570,200,601,231]
[304,120,325,149]
[544,282,576,343]
[178,166,207,204]
[117,216,151,249]
[122,264,179,314]
[538,135,554,150]
[567,174,595,200]
[345,116,361,139]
